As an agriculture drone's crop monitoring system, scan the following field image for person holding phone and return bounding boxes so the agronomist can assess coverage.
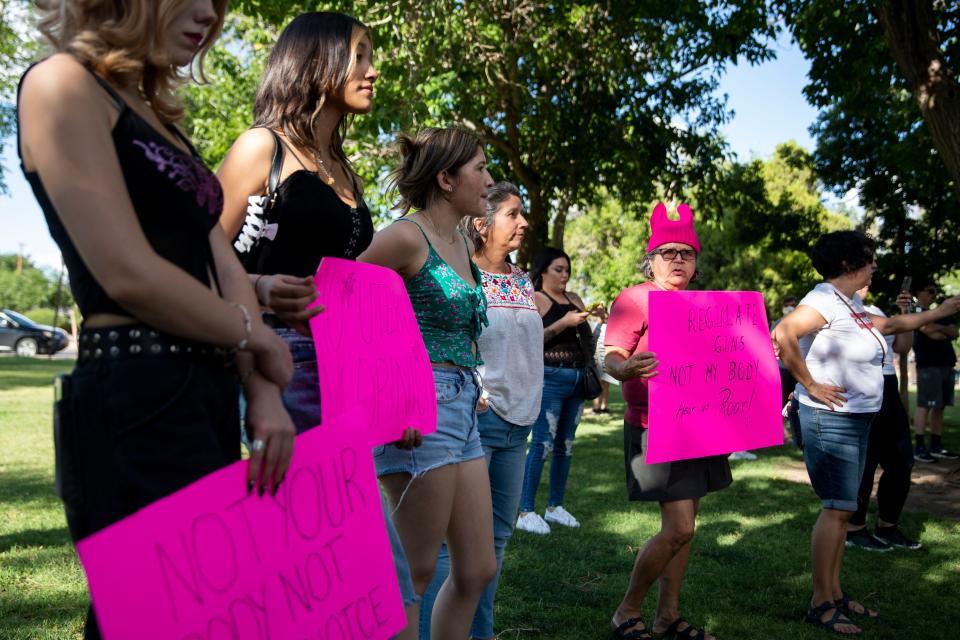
[515,247,593,534]
[774,231,960,635]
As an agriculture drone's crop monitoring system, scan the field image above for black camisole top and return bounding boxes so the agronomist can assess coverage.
[541,291,590,367]
[16,63,224,319]
[248,148,375,277]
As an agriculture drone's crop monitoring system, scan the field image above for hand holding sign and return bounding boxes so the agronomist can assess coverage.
[620,351,659,379]
[310,258,437,445]
[77,260,440,639]
[647,290,782,463]
[256,274,324,336]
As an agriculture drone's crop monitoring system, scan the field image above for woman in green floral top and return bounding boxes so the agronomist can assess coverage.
[359,127,495,640]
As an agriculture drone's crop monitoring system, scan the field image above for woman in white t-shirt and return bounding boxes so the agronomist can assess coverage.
[774,230,960,636]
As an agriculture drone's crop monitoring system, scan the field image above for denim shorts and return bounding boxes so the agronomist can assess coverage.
[373,366,484,477]
[799,404,875,511]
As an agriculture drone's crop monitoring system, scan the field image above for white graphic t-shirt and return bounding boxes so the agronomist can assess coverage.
[796,283,885,413]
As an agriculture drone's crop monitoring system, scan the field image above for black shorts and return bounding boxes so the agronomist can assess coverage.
[916,366,956,409]
[623,420,732,502]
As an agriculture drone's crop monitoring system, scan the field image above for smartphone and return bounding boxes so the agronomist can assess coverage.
[900,276,912,293]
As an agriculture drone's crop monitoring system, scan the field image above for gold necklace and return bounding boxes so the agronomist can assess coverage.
[423,212,458,245]
[312,151,336,186]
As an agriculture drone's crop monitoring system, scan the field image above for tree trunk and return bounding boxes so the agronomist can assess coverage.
[877,0,960,203]
[518,187,546,269]
[551,211,567,252]
[898,351,910,410]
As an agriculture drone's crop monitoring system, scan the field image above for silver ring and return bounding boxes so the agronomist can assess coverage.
[251,439,266,453]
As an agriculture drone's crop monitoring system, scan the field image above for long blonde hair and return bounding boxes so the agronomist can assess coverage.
[36,0,227,124]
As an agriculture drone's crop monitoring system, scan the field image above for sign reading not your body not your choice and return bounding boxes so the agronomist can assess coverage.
[78,259,437,639]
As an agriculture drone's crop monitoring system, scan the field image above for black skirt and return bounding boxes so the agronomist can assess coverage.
[624,420,732,502]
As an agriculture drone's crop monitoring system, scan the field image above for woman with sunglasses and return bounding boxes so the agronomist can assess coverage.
[606,203,729,640]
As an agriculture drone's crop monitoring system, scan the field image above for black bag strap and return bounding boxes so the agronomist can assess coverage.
[264,128,284,205]
[244,128,284,274]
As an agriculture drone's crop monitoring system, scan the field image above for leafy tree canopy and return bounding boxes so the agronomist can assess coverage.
[0,0,38,193]
[0,254,73,312]
[216,0,778,263]
[780,0,960,299]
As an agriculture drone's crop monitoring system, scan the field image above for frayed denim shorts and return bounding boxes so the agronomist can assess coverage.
[799,404,875,512]
[374,366,484,478]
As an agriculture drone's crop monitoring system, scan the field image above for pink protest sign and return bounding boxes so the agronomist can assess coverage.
[310,258,437,443]
[647,290,782,463]
[76,412,406,640]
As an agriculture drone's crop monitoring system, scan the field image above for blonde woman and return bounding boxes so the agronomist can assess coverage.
[18,2,294,636]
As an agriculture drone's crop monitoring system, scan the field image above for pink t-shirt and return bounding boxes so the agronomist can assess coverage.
[604,281,657,427]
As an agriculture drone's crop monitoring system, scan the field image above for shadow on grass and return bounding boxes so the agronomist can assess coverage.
[0,470,58,507]
[0,525,71,554]
[495,400,960,639]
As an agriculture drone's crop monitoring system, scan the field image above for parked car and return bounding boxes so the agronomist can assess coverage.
[0,309,69,356]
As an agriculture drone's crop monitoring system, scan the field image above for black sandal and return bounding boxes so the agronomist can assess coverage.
[836,593,880,620]
[658,617,712,639]
[804,601,862,636]
[613,617,654,639]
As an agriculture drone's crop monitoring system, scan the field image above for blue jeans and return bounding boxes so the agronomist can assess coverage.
[520,366,585,512]
[799,404,875,511]
[419,409,532,639]
[240,325,319,447]
[275,326,322,433]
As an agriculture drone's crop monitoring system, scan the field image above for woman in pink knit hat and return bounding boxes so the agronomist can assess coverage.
[605,203,730,640]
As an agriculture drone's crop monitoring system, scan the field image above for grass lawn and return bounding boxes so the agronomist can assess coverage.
[1,357,958,639]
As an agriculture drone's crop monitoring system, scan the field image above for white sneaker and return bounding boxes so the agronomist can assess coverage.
[544,506,580,528]
[516,512,551,535]
[728,450,758,461]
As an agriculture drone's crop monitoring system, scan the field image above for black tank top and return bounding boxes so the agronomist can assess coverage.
[17,63,223,319]
[542,291,589,367]
[248,148,375,277]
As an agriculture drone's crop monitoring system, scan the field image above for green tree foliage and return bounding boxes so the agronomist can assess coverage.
[567,143,851,316]
[1,0,38,193]
[183,14,278,167]
[0,254,72,312]
[780,0,960,305]
[229,0,777,263]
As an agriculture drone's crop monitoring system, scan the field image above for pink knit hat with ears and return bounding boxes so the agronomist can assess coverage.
[647,202,701,254]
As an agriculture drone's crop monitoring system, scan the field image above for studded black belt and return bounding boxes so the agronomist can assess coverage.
[77,324,234,366]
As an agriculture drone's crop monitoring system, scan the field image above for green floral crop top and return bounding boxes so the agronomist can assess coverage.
[398,218,488,367]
